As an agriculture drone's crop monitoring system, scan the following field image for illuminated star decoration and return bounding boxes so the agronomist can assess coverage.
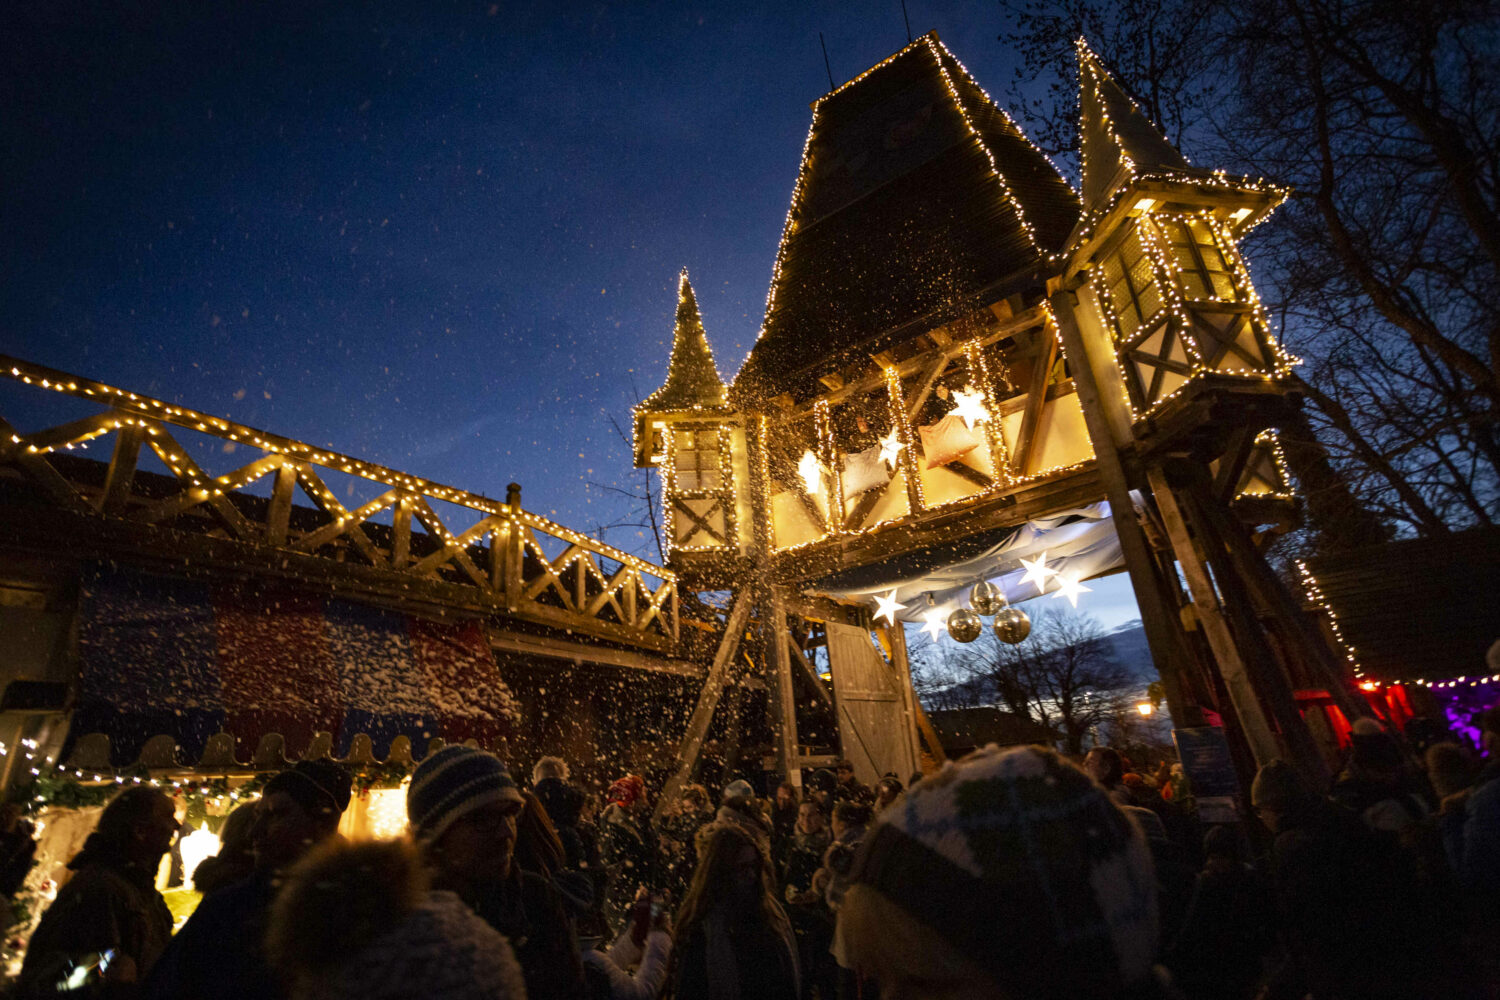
[1018,552,1056,592]
[920,609,948,642]
[949,386,990,429]
[873,590,907,626]
[1051,572,1093,607]
[878,429,905,469]
[798,449,823,495]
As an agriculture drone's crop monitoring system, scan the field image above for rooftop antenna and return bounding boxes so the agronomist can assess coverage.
[819,32,836,91]
[901,0,913,42]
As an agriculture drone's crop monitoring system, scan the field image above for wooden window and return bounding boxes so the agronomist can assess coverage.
[673,428,722,493]
[1099,228,1164,341]
[1157,218,1236,301]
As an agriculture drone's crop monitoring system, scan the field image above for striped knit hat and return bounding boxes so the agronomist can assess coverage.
[407,746,524,844]
[848,744,1159,999]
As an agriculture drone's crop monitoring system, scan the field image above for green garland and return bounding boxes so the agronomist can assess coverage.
[351,760,412,793]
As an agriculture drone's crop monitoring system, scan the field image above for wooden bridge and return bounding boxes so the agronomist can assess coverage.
[0,355,694,675]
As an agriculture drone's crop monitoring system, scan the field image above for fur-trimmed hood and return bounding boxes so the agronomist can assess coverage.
[268,839,526,1000]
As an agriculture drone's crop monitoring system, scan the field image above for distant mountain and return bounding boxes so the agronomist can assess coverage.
[1100,619,1158,685]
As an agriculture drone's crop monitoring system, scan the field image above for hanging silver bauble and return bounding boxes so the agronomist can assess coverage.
[993,606,1031,644]
[947,607,983,643]
[970,580,1007,616]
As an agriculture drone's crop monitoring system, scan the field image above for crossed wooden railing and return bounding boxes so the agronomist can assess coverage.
[0,356,680,653]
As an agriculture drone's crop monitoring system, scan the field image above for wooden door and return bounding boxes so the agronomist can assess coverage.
[826,622,920,786]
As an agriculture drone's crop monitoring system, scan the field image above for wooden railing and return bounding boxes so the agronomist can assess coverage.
[0,356,679,652]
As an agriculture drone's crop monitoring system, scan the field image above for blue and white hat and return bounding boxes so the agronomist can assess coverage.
[849,744,1159,998]
[407,746,524,843]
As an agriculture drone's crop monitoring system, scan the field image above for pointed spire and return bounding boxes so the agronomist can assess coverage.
[1077,39,1195,210]
[639,270,729,412]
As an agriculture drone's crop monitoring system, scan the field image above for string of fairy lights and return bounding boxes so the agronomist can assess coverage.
[2,360,680,636]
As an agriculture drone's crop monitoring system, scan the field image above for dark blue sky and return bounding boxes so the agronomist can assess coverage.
[2,2,1044,560]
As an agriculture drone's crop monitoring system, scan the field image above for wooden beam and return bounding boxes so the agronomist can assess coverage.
[1212,426,1258,502]
[654,591,755,819]
[1048,287,1204,729]
[904,353,952,424]
[1147,467,1282,768]
[786,632,834,708]
[486,627,701,677]
[100,424,145,516]
[940,459,993,490]
[0,417,97,517]
[887,620,937,768]
[766,587,802,785]
[265,458,297,546]
[1011,332,1058,477]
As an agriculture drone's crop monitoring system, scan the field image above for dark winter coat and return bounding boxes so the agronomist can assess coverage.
[533,777,588,871]
[469,863,586,1000]
[668,911,800,1000]
[599,803,656,914]
[1442,756,1500,922]
[780,826,830,894]
[1262,799,1445,999]
[143,871,282,1000]
[1164,861,1277,1000]
[18,838,173,998]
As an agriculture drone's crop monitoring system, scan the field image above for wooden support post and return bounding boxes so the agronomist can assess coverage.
[1050,289,1203,729]
[1011,333,1057,478]
[1192,495,1370,725]
[885,620,931,770]
[265,458,297,546]
[883,368,925,516]
[766,586,802,787]
[391,497,412,569]
[1170,468,1331,787]
[1146,468,1283,767]
[655,591,754,820]
[504,483,523,611]
[100,423,144,516]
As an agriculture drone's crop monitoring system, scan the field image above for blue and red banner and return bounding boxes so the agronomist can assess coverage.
[72,567,518,767]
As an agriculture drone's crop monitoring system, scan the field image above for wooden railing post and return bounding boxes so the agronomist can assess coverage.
[100,421,144,516]
[504,483,523,611]
[266,457,297,546]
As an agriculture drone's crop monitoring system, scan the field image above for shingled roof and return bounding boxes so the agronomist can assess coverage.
[1077,43,1201,211]
[732,34,1080,403]
[639,271,729,413]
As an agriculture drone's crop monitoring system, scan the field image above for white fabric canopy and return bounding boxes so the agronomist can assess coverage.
[810,499,1129,622]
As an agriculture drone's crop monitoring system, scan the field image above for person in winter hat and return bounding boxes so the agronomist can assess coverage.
[834,744,1166,1000]
[532,761,591,875]
[407,745,585,1000]
[533,755,570,784]
[599,773,657,926]
[148,759,352,1000]
[1330,718,1429,833]
[20,787,177,995]
[266,838,525,1000]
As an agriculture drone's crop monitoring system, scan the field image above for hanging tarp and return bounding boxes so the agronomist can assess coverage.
[70,566,518,767]
[810,500,1127,620]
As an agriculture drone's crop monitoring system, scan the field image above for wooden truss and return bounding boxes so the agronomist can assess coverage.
[0,357,681,654]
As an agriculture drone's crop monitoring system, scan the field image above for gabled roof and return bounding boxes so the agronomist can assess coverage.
[732,33,1079,403]
[1077,41,1208,211]
[638,271,729,413]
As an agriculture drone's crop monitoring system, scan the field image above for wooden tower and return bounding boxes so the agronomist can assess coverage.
[634,34,1361,796]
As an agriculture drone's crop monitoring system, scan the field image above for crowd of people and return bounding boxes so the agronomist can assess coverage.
[7,706,1500,999]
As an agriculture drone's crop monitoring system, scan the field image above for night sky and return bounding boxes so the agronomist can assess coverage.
[1,2,1142,626]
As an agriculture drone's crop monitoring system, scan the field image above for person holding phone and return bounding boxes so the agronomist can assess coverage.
[581,888,673,1000]
[18,787,178,997]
